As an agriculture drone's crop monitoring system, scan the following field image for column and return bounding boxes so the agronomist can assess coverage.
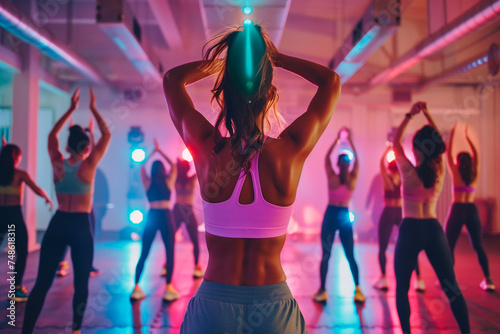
[12,43,40,251]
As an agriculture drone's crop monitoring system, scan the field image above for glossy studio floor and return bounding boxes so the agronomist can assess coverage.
[1,231,499,334]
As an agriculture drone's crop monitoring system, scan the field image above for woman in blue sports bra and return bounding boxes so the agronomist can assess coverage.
[131,139,179,302]
[313,128,365,304]
[164,24,340,333]
[0,137,53,302]
[22,87,111,334]
[446,124,495,291]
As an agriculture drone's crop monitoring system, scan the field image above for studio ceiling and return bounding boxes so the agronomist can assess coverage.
[0,0,499,90]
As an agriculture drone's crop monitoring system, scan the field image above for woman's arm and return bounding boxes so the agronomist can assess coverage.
[86,86,111,166]
[421,103,438,130]
[48,88,80,162]
[277,52,341,159]
[153,139,177,188]
[447,124,458,174]
[346,128,359,180]
[380,146,395,190]
[20,171,53,210]
[86,117,95,148]
[140,148,157,189]
[465,124,479,172]
[163,61,217,147]
[393,102,422,171]
[325,132,341,175]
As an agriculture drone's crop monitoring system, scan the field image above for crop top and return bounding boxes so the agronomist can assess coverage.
[146,181,172,202]
[402,182,442,203]
[54,160,92,195]
[202,151,293,238]
[384,177,401,199]
[0,185,20,195]
[328,184,353,203]
[453,185,475,193]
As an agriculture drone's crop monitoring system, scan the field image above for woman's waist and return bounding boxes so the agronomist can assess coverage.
[204,260,286,286]
[328,200,350,207]
[149,200,171,209]
[205,234,286,285]
[402,200,437,219]
[384,198,401,207]
[452,191,475,203]
[195,280,292,304]
[175,195,193,205]
[0,194,21,206]
[56,195,92,213]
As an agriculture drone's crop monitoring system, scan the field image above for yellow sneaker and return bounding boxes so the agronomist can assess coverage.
[374,276,388,291]
[56,261,70,277]
[354,286,365,304]
[130,285,146,300]
[480,278,496,291]
[193,265,204,279]
[415,278,426,293]
[312,289,327,303]
[163,284,180,302]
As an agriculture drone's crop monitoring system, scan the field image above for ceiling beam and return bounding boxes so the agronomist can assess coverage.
[0,2,103,82]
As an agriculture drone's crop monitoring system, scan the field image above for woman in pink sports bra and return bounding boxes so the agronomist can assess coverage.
[445,124,495,291]
[393,102,470,334]
[313,128,365,304]
[164,23,340,333]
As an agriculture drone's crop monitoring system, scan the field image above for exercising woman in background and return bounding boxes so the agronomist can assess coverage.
[165,24,340,333]
[0,137,53,302]
[313,128,365,304]
[393,101,469,334]
[57,119,100,278]
[374,146,424,292]
[22,87,111,334]
[131,139,179,302]
[172,157,203,278]
[445,124,495,291]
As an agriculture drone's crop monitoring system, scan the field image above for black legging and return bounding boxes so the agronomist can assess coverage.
[445,202,490,277]
[59,208,96,264]
[23,211,93,333]
[394,218,470,334]
[320,205,360,290]
[135,208,175,284]
[0,206,28,287]
[378,206,420,276]
[173,204,200,265]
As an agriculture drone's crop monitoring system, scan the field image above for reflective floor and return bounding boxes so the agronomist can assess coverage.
[1,232,499,333]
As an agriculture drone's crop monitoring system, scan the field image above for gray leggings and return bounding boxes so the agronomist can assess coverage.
[180,281,307,334]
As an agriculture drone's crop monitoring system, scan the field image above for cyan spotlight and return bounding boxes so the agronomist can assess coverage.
[243,19,253,26]
[129,210,144,224]
[131,148,146,163]
[242,6,253,15]
[339,149,354,161]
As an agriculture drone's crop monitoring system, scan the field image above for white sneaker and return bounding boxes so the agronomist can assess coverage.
[374,276,388,291]
[312,290,327,303]
[163,284,180,302]
[130,286,146,300]
[415,278,426,292]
